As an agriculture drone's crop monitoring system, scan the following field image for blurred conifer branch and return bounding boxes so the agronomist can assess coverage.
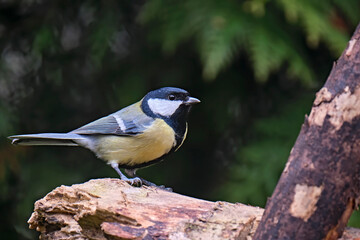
[139,0,358,84]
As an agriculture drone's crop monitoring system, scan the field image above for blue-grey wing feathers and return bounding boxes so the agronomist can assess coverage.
[71,102,154,136]
[70,115,124,135]
[9,101,154,147]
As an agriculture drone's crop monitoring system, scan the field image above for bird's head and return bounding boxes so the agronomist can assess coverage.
[141,87,200,121]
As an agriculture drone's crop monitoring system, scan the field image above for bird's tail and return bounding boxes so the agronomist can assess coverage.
[8,133,85,146]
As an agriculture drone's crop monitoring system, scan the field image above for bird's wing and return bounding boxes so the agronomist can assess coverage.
[71,102,154,136]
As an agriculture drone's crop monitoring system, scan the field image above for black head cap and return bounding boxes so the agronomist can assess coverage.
[144,87,190,101]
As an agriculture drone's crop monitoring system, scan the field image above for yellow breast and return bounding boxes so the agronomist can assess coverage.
[95,119,176,167]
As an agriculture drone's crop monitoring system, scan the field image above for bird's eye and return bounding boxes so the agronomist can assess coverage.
[168,94,176,100]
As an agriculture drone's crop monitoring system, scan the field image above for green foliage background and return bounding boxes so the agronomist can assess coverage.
[0,0,359,239]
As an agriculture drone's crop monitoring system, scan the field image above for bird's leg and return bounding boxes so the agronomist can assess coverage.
[124,168,173,192]
[125,169,156,187]
[110,163,142,186]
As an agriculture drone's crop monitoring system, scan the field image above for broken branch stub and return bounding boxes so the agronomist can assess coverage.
[254,24,360,240]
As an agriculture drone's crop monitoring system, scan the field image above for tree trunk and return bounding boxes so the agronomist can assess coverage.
[28,178,360,240]
[254,24,360,240]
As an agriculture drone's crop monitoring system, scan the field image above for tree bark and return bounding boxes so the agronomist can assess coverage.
[254,24,360,240]
[28,179,360,240]
[28,178,264,240]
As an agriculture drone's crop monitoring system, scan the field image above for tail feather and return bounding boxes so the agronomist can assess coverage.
[8,133,84,146]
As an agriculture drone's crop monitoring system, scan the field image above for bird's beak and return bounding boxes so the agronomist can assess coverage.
[184,97,201,105]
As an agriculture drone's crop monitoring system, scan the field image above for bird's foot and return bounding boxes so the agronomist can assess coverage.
[123,177,142,186]
[110,163,143,186]
[111,164,172,191]
[140,178,173,192]
[157,185,173,192]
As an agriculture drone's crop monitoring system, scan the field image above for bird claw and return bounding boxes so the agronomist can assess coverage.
[156,185,173,192]
[125,177,142,186]
[137,179,171,191]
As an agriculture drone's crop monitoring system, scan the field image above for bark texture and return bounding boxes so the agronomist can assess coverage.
[27,179,360,240]
[254,24,360,240]
[28,178,264,240]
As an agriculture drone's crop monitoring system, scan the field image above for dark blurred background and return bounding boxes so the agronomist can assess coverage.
[0,0,359,239]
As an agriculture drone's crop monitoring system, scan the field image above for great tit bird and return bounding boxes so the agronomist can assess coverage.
[8,87,200,187]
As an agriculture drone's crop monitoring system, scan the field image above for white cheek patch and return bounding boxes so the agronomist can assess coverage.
[148,98,182,117]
